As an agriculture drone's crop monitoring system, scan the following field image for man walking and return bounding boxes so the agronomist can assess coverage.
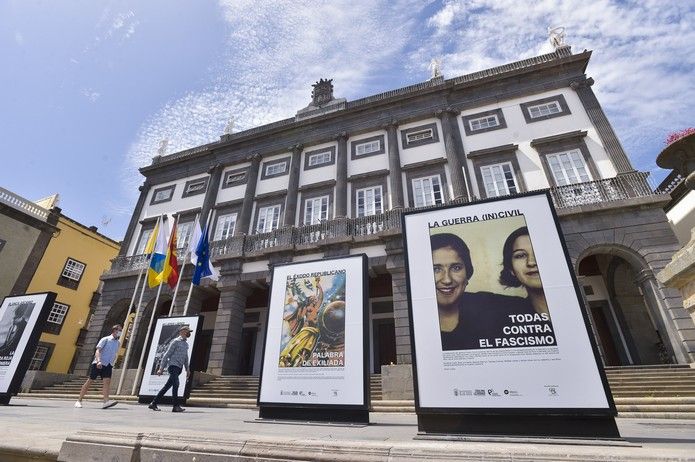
[75,324,121,409]
[148,324,192,412]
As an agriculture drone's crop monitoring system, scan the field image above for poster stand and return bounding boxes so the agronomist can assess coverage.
[0,292,56,405]
[257,255,370,425]
[136,314,203,406]
[402,192,619,439]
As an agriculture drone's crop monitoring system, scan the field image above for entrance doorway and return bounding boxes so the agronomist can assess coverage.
[239,328,257,376]
[372,318,396,373]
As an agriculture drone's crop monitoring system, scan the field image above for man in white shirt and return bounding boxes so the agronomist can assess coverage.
[74,324,122,409]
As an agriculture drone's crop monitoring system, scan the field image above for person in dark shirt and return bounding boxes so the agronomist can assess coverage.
[431,233,532,351]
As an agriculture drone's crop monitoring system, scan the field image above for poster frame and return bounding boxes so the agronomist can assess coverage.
[0,291,56,404]
[256,254,370,423]
[402,190,617,436]
[136,314,203,405]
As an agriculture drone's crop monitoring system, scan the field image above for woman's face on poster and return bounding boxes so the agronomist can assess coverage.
[511,235,542,290]
[432,246,468,308]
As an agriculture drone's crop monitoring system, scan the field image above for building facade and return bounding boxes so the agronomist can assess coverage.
[75,46,695,381]
[0,190,120,374]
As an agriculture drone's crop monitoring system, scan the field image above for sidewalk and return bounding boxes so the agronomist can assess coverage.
[2,398,695,461]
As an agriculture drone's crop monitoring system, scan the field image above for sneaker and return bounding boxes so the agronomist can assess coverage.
[148,403,160,411]
[102,400,118,409]
[172,405,185,413]
[74,401,82,408]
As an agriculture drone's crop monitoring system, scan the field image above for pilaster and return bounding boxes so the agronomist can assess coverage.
[436,108,469,201]
[119,181,150,256]
[384,236,412,364]
[385,120,404,209]
[236,154,262,235]
[284,144,303,226]
[335,132,349,218]
[570,77,634,174]
[200,164,224,226]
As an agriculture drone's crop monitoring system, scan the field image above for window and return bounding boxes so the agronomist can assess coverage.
[223,169,248,188]
[62,259,85,281]
[356,186,383,217]
[520,94,570,123]
[355,140,380,156]
[406,129,433,143]
[29,343,53,371]
[528,101,561,119]
[265,162,287,176]
[469,115,499,131]
[307,151,332,167]
[214,213,238,240]
[480,162,519,197]
[412,175,444,208]
[176,221,194,250]
[183,178,208,197]
[256,205,281,233]
[304,196,329,225]
[135,228,153,255]
[150,185,175,205]
[400,123,440,149]
[546,150,592,186]
[45,302,69,334]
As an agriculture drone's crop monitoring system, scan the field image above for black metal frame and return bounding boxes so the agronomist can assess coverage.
[257,254,370,424]
[136,314,204,405]
[401,190,618,438]
[0,291,56,405]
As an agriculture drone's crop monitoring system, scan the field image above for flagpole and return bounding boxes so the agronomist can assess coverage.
[183,210,213,316]
[170,213,196,315]
[115,263,143,393]
[116,214,162,396]
[131,279,163,396]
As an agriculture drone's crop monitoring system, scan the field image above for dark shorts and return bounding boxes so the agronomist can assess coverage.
[88,363,113,380]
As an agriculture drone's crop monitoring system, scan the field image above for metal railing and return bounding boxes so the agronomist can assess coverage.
[107,172,658,275]
[0,186,49,221]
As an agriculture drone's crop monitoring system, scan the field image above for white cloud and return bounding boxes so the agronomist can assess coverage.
[14,31,24,46]
[81,88,101,102]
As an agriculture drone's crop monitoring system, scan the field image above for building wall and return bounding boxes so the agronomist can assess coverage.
[26,216,119,373]
[0,212,41,300]
[666,189,695,246]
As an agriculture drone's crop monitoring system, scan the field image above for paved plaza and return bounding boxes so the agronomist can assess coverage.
[2,398,695,461]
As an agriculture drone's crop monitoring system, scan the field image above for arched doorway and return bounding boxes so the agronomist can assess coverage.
[577,253,671,366]
[99,299,130,339]
[126,296,171,368]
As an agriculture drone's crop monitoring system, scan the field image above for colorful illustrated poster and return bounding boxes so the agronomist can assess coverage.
[403,192,613,411]
[138,315,200,398]
[259,255,367,407]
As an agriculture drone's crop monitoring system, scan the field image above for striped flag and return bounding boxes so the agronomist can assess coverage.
[147,218,169,288]
[157,217,179,288]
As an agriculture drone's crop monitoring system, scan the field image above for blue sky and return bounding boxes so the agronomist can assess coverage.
[1,0,693,241]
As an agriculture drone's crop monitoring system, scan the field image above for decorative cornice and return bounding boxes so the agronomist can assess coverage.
[347,169,389,182]
[401,157,447,171]
[530,130,588,147]
[381,119,399,131]
[467,144,519,158]
[289,144,304,154]
[434,107,460,119]
[207,163,223,174]
[570,77,595,90]
[335,132,349,142]
[298,179,337,192]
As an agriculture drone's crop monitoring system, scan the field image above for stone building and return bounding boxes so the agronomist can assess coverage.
[74,46,695,384]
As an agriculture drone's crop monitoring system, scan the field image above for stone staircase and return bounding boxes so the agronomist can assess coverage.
[20,365,695,418]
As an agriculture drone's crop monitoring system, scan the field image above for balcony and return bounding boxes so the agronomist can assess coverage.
[106,172,659,276]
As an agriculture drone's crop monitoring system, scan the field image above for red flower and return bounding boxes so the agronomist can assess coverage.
[666,128,695,146]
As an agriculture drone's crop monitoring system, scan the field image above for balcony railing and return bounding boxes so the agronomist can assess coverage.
[0,186,49,221]
[106,172,658,275]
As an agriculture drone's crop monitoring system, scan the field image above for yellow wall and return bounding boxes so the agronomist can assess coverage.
[26,216,119,373]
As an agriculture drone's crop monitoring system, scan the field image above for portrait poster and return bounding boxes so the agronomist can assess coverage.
[0,292,55,397]
[403,192,613,412]
[138,315,200,399]
[258,255,368,410]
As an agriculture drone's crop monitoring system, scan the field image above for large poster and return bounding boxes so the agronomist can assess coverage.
[403,192,613,411]
[258,255,367,408]
[138,315,200,398]
[0,293,55,395]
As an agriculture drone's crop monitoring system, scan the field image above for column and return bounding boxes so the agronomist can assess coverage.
[119,180,151,256]
[436,108,469,202]
[207,281,251,375]
[284,144,303,226]
[335,132,348,218]
[385,120,404,209]
[200,164,224,226]
[571,77,634,174]
[235,153,261,235]
[384,237,411,364]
